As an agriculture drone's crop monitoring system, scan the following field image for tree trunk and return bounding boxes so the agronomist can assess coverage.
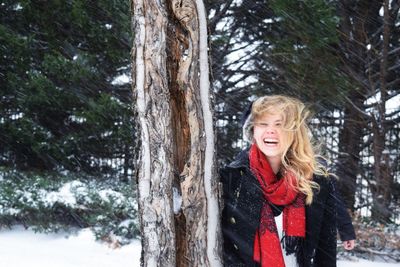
[131,0,176,265]
[336,0,373,211]
[370,0,393,223]
[336,92,364,211]
[131,0,222,266]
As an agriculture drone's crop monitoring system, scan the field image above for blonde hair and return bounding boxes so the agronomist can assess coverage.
[244,95,329,204]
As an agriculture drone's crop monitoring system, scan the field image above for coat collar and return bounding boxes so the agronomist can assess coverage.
[226,148,250,169]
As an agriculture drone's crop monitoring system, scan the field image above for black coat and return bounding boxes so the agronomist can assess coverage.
[336,186,356,242]
[221,149,355,267]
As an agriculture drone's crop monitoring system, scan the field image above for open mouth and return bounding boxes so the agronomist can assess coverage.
[263,138,278,145]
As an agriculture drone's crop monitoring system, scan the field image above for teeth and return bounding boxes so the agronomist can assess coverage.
[263,138,278,144]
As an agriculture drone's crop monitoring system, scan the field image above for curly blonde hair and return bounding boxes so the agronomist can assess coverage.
[243,95,328,204]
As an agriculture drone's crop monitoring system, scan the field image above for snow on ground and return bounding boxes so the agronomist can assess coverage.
[0,226,398,267]
[0,226,140,267]
[338,259,400,267]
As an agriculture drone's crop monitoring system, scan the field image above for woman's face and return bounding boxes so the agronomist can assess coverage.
[253,112,288,162]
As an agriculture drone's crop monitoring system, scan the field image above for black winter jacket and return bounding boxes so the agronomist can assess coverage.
[221,149,355,267]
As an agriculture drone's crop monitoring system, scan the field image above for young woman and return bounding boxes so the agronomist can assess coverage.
[221,95,355,267]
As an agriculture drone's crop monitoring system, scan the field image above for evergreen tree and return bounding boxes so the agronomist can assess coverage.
[0,0,134,179]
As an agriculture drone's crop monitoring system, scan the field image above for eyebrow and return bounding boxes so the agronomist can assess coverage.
[254,119,283,124]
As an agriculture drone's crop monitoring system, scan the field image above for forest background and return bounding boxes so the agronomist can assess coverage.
[0,0,399,262]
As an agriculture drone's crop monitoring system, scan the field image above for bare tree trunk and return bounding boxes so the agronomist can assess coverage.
[336,93,364,211]
[370,0,393,223]
[336,0,373,211]
[131,0,222,266]
[131,0,176,266]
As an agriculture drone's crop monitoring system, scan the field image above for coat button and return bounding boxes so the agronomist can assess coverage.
[230,217,236,224]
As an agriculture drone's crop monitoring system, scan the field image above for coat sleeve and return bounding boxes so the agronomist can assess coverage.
[333,179,356,241]
[313,178,338,267]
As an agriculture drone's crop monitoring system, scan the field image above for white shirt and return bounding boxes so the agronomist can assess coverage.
[275,213,298,267]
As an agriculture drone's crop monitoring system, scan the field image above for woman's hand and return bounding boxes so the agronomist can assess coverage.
[343,240,355,250]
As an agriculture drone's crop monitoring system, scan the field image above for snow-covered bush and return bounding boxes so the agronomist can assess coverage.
[0,168,139,245]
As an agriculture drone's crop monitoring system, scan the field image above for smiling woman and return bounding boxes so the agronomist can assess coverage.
[220,95,356,267]
[253,113,285,163]
[244,95,321,205]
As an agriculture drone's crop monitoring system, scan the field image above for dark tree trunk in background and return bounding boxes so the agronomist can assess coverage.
[370,0,394,223]
[335,0,372,211]
[336,92,365,211]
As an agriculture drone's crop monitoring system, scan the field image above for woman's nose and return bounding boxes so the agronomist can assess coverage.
[265,127,276,134]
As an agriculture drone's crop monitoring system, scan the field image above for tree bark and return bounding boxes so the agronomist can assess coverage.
[336,0,396,222]
[132,0,176,266]
[336,93,364,211]
[370,0,393,223]
[131,0,222,266]
[336,0,372,211]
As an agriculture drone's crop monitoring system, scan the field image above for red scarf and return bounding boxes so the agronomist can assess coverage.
[249,144,305,267]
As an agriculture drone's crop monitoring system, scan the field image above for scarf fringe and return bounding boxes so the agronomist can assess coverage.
[281,234,306,267]
[281,234,304,255]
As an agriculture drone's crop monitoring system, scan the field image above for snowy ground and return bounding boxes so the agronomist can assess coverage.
[0,226,398,267]
[0,226,140,267]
